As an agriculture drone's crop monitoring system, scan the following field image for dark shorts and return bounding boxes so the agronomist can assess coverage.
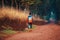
[28,23,32,29]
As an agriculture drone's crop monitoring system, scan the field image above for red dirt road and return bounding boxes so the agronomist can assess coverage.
[5,23,60,40]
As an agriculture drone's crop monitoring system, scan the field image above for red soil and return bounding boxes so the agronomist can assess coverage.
[5,23,60,40]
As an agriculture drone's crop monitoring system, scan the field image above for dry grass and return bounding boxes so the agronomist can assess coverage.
[0,7,29,21]
[0,7,29,30]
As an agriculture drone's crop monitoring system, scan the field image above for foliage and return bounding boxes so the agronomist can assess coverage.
[1,29,17,35]
[20,0,42,6]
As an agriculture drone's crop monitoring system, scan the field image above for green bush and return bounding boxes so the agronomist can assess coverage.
[1,29,17,35]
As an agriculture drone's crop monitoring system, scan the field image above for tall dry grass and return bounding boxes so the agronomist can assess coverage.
[0,7,29,21]
[0,7,29,30]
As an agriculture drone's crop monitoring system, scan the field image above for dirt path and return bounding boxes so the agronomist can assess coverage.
[5,23,60,40]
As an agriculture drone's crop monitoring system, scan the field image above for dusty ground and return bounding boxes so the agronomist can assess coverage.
[4,23,60,40]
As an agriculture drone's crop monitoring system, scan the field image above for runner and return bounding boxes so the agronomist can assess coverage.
[26,12,33,29]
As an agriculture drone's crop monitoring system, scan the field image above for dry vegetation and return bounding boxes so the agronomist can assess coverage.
[0,7,29,21]
[0,7,29,30]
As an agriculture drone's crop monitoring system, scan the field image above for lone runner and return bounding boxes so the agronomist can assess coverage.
[26,12,33,29]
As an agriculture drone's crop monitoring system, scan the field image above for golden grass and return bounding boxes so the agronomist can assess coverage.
[0,7,29,21]
[0,7,30,30]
